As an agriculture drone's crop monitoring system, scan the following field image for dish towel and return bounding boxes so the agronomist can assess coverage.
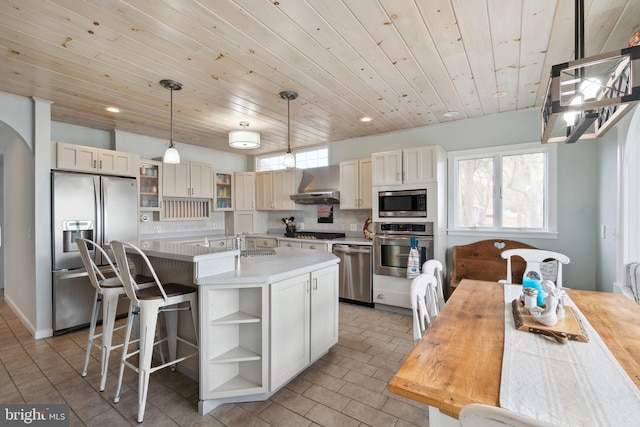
[500,284,640,426]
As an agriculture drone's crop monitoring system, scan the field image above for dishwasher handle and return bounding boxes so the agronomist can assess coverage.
[332,244,371,255]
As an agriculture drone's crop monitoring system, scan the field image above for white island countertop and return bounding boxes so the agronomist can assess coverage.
[195,247,339,286]
[134,239,239,263]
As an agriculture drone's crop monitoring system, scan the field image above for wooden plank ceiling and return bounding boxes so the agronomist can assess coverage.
[0,0,637,155]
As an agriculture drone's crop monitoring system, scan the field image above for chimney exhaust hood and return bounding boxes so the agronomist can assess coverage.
[290,165,341,204]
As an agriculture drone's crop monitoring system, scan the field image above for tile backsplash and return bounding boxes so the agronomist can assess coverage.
[139,205,371,237]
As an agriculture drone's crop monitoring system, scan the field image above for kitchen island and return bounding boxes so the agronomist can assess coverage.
[129,242,340,416]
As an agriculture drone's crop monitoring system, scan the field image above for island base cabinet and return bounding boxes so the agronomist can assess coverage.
[270,265,339,391]
[199,286,268,400]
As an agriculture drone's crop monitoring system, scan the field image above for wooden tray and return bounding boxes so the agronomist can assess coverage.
[511,299,589,343]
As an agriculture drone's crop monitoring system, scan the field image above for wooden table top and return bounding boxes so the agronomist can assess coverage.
[388,279,640,419]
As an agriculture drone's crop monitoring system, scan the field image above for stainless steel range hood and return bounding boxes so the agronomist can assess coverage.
[290,165,341,204]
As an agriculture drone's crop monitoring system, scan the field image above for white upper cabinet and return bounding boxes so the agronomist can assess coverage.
[371,146,437,186]
[56,142,138,177]
[234,172,256,211]
[162,160,213,198]
[255,169,301,211]
[340,158,372,209]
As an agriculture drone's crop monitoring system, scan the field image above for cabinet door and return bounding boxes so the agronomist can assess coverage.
[162,162,190,197]
[98,150,136,176]
[56,142,97,172]
[190,161,213,198]
[403,146,436,184]
[270,274,310,391]
[214,171,234,210]
[139,159,162,211]
[339,160,359,209]
[255,171,273,210]
[372,151,402,186]
[235,172,255,211]
[272,169,296,210]
[359,158,373,209]
[310,265,339,361]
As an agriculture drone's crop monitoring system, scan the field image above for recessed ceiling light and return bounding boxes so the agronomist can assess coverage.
[360,116,372,122]
[105,106,120,113]
[494,92,507,98]
[443,111,459,117]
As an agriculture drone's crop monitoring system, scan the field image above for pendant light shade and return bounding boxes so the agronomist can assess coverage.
[160,79,182,164]
[229,121,260,149]
[279,90,298,168]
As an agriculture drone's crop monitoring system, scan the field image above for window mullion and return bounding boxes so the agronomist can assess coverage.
[494,154,503,229]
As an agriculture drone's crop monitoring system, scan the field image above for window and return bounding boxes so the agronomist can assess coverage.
[256,146,328,171]
[448,142,557,237]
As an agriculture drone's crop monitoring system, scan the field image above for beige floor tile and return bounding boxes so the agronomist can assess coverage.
[0,297,432,426]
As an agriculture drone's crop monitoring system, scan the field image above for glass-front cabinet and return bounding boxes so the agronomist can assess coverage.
[139,159,162,211]
[214,171,234,211]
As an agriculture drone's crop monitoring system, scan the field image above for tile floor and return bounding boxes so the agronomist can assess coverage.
[0,293,430,426]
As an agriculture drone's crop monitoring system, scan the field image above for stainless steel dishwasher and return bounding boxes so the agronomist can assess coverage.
[332,244,373,307]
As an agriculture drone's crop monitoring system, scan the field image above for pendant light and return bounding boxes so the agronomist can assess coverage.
[229,121,260,149]
[160,79,182,164]
[279,90,298,168]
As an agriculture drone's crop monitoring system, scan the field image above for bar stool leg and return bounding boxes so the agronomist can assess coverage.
[164,306,178,371]
[82,290,101,378]
[136,303,160,423]
[114,304,136,405]
[99,287,121,391]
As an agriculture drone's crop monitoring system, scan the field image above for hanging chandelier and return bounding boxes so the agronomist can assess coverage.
[541,0,640,144]
[229,121,260,149]
[279,90,298,168]
[160,79,182,163]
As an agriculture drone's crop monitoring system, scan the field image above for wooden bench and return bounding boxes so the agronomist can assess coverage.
[449,239,536,295]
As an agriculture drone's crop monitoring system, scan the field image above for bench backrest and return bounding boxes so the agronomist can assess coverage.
[449,240,537,295]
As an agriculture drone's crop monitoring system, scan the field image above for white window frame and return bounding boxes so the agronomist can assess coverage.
[255,145,329,171]
[447,142,558,239]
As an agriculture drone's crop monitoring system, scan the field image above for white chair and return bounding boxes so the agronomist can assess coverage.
[76,237,152,392]
[459,403,557,427]
[501,249,570,288]
[110,240,199,423]
[422,259,446,313]
[410,273,439,342]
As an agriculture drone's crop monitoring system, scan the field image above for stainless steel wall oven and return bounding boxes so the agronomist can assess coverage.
[373,222,434,277]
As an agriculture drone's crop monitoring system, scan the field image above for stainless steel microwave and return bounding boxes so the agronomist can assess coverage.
[377,189,427,217]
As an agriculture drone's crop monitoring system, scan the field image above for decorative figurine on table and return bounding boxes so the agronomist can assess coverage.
[530,280,565,327]
[522,271,546,306]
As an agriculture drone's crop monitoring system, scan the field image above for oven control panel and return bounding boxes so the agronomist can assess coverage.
[375,222,433,235]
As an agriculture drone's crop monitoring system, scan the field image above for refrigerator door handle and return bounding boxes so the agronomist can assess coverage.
[93,176,102,264]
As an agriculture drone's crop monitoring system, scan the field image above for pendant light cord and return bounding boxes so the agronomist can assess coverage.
[287,97,291,153]
[170,86,174,148]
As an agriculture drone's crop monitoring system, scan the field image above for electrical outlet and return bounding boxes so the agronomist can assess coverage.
[350,224,358,231]
[213,223,218,229]
[299,223,305,230]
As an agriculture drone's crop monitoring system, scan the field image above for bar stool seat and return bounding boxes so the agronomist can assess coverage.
[76,238,153,392]
[110,240,199,423]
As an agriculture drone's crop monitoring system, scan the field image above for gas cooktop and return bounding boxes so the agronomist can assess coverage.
[284,231,346,240]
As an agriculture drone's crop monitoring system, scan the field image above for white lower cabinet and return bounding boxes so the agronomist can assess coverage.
[270,265,339,391]
[199,285,268,400]
[199,264,339,404]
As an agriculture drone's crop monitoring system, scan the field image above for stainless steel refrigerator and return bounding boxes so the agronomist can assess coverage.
[51,171,138,334]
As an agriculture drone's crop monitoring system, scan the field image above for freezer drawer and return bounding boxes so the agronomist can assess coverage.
[52,267,128,335]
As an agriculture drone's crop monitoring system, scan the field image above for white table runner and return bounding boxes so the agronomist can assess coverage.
[500,285,640,426]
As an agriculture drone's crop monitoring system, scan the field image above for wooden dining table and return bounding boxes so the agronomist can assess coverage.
[388,279,640,425]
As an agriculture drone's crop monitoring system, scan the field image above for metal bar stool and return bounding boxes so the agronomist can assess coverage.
[76,238,153,392]
[110,240,199,423]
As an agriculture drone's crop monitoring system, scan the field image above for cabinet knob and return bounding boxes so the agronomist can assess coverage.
[287,243,293,247]
[377,293,385,299]
[219,241,225,246]
[309,245,316,249]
